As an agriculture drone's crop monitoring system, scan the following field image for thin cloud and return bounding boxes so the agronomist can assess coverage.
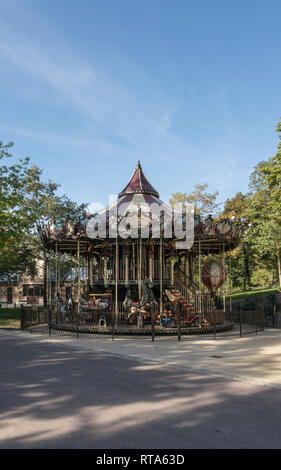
[0,38,175,150]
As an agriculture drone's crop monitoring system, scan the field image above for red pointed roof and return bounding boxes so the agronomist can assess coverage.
[118,161,159,198]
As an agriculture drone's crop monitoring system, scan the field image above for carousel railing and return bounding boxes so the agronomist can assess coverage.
[174,269,216,315]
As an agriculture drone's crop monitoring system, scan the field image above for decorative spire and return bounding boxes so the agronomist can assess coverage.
[118,161,159,198]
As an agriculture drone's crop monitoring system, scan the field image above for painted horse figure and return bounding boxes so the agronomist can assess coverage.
[123,278,158,327]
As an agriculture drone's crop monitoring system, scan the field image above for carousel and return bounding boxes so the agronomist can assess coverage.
[40,161,245,335]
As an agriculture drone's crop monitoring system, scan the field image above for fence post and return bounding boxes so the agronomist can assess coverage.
[20,304,24,331]
[213,310,216,340]
[177,302,181,342]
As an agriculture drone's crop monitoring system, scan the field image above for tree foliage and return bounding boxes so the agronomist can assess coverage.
[220,119,281,290]
[0,142,86,277]
[169,183,220,217]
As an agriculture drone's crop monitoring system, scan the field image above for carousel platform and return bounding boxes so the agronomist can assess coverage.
[49,320,235,337]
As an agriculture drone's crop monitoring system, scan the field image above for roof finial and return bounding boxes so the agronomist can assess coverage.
[118,161,159,198]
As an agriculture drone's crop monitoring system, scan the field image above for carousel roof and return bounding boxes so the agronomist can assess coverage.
[97,161,173,225]
[41,161,246,252]
[118,161,159,198]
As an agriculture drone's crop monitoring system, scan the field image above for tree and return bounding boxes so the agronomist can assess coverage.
[0,141,40,276]
[169,183,220,217]
[261,119,281,215]
[221,192,248,220]
[244,150,281,288]
[220,192,253,290]
[258,119,281,286]
[220,119,281,291]
[0,141,86,284]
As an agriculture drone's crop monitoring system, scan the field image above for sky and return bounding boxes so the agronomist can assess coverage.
[0,0,280,210]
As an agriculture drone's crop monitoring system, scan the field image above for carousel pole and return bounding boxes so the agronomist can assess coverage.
[46,255,49,307]
[70,252,74,305]
[115,237,119,319]
[160,235,163,314]
[49,253,52,307]
[132,242,135,280]
[55,242,58,313]
[223,241,226,313]
[124,242,129,287]
[199,238,202,314]
[103,255,107,287]
[87,254,91,289]
[58,250,61,304]
[170,251,175,286]
[148,242,154,283]
[77,238,80,316]
[125,256,129,286]
[138,236,142,300]
[229,242,232,312]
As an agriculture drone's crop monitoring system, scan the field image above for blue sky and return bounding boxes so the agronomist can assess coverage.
[0,0,280,210]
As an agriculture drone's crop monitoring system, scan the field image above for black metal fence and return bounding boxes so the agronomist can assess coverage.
[21,304,265,341]
[20,306,51,330]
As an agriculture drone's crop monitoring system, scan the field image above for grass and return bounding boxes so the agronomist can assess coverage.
[226,288,280,300]
[0,307,21,328]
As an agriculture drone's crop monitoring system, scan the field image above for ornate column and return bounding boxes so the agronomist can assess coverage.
[138,237,142,300]
[229,243,232,312]
[77,238,80,315]
[169,241,176,287]
[101,242,112,288]
[55,242,58,312]
[160,237,163,314]
[103,257,107,287]
[123,240,130,286]
[223,241,226,313]
[132,242,136,280]
[115,237,119,318]
[198,238,202,313]
[170,258,175,286]
[148,240,155,283]
[88,255,93,289]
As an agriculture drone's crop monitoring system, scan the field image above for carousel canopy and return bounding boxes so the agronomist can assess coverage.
[41,161,246,253]
[94,161,182,240]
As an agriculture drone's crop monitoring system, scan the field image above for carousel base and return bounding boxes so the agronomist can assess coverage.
[50,321,235,337]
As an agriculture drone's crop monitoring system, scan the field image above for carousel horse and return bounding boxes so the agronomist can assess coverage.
[123,278,158,324]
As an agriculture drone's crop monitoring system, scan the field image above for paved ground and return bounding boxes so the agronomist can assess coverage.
[1,329,281,449]
[26,325,281,387]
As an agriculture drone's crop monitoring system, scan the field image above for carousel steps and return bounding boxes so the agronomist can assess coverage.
[166,287,197,317]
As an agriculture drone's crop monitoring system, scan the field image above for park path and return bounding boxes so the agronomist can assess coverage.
[14,326,281,388]
[1,329,281,448]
